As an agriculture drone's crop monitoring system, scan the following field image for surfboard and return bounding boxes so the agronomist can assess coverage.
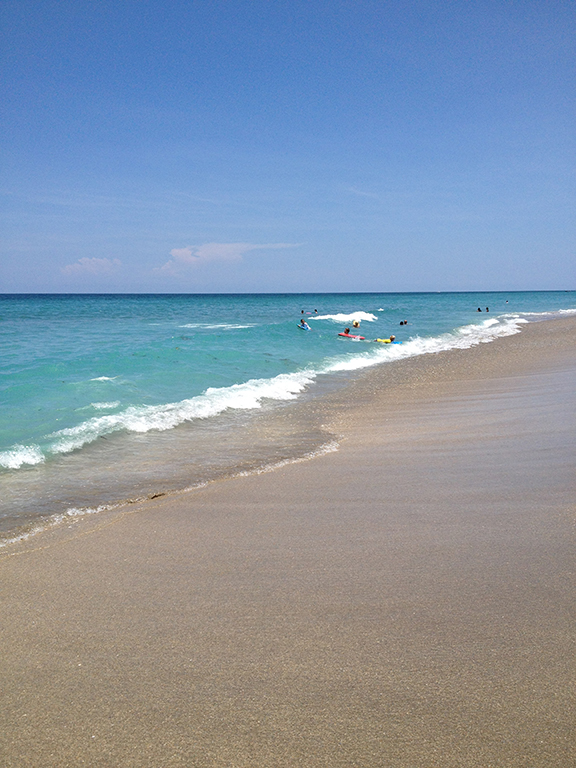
[338,332,365,339]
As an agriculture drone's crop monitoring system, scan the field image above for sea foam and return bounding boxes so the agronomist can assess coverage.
[0,444,45,469]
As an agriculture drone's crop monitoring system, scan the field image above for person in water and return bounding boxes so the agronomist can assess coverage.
[344,327,350,334]
[352,319,360,328]
[299,319,311,330]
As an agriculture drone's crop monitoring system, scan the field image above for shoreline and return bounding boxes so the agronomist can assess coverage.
[1,315,575,766]
[2,312,573,547]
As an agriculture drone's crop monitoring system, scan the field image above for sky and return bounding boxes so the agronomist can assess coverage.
[1,0,574,293]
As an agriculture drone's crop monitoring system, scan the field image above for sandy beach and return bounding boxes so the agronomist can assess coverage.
[1,316,575,767]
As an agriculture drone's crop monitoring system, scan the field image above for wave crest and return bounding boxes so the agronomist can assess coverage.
[313,311,378,323]
[0,444,45,469]
[46,370,317,456]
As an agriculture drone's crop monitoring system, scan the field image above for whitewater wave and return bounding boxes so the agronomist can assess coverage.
[504,308,576,322]
[0,444,45,470]
[313,311,378,323]
[323,315,525,374]
[45,370,317,456]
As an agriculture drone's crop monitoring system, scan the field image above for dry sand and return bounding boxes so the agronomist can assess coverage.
[1,317,575,767]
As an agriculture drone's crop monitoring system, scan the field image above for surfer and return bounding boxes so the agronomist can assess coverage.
[299,319,311,330]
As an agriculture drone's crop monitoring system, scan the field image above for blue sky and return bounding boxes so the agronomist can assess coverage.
[1,0,574,292]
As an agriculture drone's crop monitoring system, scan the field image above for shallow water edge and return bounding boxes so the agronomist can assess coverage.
[2,311,575,547]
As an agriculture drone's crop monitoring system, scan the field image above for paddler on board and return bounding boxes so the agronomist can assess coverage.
[374,335,398,343]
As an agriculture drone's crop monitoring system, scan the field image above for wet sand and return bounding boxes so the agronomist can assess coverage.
[1,317,575,767]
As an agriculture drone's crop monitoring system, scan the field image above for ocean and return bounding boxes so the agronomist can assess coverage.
[1,291,575,543]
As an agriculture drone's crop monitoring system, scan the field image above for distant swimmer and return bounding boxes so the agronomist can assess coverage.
[400,320,408,326]
[352,319,360,328]
[477,308,482,312]
[298,319,311,330]
[486,307,489,312]
[375,335,397,343]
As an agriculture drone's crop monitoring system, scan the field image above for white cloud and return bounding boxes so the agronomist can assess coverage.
[61,257,122,276]
[347,187,382,201]
[156,242,299,275]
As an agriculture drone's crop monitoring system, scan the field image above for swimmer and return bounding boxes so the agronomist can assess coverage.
[344,327,350,335]
[299,319,311,330]
[352,319,360,328]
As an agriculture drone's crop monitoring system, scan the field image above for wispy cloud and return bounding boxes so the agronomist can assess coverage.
[346,187,382,201]
[61,257,122,276]
[156,242,300,275]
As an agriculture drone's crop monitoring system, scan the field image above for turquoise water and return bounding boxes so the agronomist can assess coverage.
[1,291,575,538]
